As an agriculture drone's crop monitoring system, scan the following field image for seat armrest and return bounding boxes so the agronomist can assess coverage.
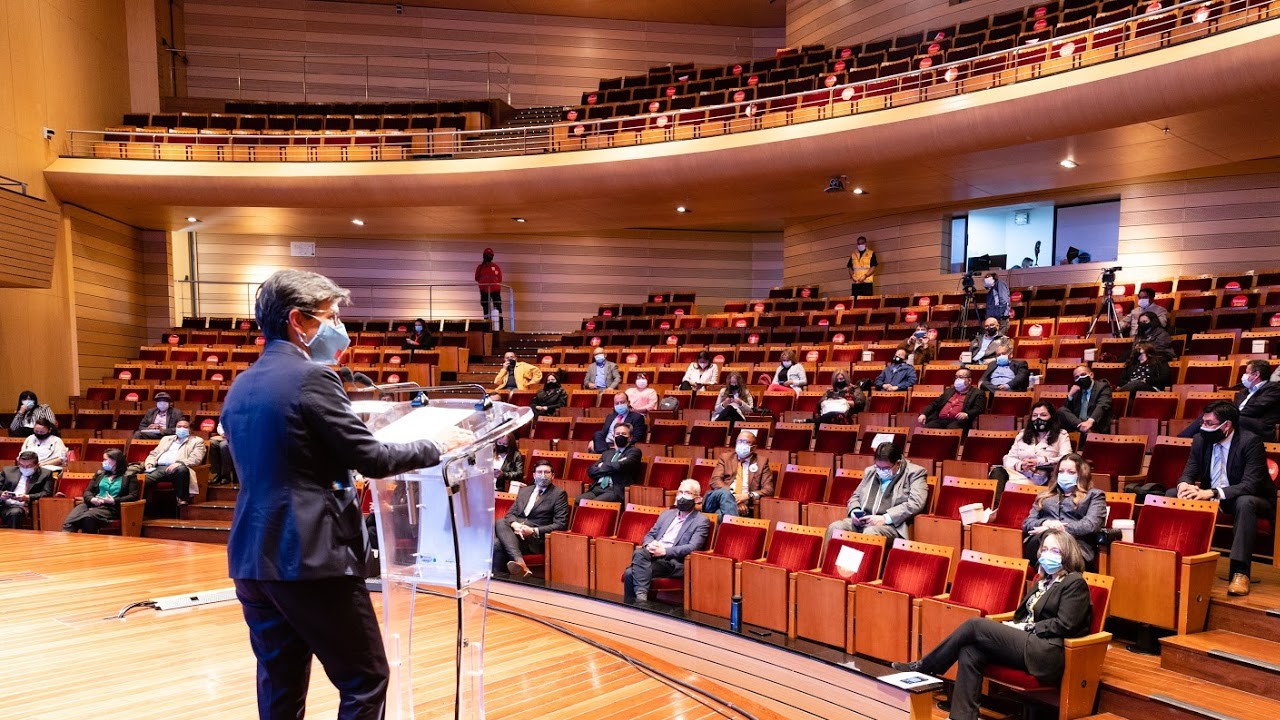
[1182,551,1219,566]
[1064,631,1112,649]
[988,611,1016,622]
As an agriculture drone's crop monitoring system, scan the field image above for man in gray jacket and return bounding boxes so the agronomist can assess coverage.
[825,442,929,541]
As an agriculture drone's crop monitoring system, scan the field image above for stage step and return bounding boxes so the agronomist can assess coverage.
[1099,641,1280,720]
[206,485,240,503]
[182,502,235,522]
[141,519,231,544]
[1161,630,1280,702]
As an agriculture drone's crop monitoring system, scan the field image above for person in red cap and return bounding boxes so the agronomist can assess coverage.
[475,247,504,331]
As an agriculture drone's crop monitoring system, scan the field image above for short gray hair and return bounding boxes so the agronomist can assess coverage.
[256,270,351,341]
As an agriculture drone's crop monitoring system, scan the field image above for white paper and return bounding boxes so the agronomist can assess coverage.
[1253,340,1267,354]
[1083,348,1097,362]
[870,433,896,452]
[835,545,865,579]
[880,671,943,691]
[959,351,973,363]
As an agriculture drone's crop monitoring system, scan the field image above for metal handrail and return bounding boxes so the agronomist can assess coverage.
[163,48,513,104]
[175,279,517,330]
[68,1,1266,161]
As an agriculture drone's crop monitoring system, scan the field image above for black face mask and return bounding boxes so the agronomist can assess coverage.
[1075,376,1093,390]
[1031,418,1048,432]
[1138,322,1151,333]
[892,356,905,364]
[675,497,695,512]
[546,378,558,386]
[1200,425,1227,445]
[833,379,848,389]
[615,436,630,448]
[483,254,494,263]
[984,326,998,337]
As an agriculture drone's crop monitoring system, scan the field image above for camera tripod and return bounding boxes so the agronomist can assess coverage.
[1086,281,1122,338]
[951,286,979,341]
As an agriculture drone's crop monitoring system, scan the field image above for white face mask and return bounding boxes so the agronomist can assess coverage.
[983,278,995,288]
[19,467,35,477]
[635,378,648,389]
[1137,298,1151,309]
[594,355,605,364]
[953,378,968,391]
[735,442,752,459]
[156,401,170,411]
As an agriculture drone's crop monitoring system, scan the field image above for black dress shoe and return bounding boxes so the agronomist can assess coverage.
[891,661,922,673]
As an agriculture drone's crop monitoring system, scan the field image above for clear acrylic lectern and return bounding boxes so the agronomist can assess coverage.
[358,388,533,720]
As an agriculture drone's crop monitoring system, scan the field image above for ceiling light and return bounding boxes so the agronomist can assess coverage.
[512,217,526,223]
[824,176,847,193]
[676,205,689,213]
[351,218,365,226]
[1059,158,1078,169]
[185,216,198,223]
[852,187,865,195]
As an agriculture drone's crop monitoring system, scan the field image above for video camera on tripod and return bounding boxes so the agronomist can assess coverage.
[1087,267,1124,338]
[1100,266,1122,285]
[962,272,977,293]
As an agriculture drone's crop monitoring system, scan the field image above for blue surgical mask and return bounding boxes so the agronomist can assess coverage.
[996,356,1010,366]
[303,314,351,364]
[614,403,628,415]
[876,466,894,482]
[735,442,752,459]
[595,355,606,365]
[914,330,926,338]
[1056,473,1077,492]
[414,324,424,332]
[175,427,190,440]
[1039,551,1063,576]
[953,378,968,392]
[102,460,115,472]
[21,399,34,409]
[1242,374,1256,391]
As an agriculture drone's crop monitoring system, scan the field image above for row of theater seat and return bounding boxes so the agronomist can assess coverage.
[176,315,495,333]
[119,112,474,134]
[566,0,1234,123]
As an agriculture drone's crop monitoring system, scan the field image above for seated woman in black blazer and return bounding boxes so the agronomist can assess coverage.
[1023,453,1107,566]
[893,528,1093,720]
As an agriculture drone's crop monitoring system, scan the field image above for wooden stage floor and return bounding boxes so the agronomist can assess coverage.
[0,532,781,720]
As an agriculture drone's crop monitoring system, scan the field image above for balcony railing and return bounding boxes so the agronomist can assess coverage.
[67,2,1274,161]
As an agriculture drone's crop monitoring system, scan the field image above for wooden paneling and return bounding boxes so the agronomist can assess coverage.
[783,162,1280,297]
[785,0,1031,50]
[180,0,785,107]
[0,189,59,288]
[69,208,150,386]
[193,229,782,331]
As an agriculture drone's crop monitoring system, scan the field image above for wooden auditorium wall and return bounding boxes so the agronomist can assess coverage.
[783,161,1280,298]
[786,0,1034,49]
[191,230,783,332]
[0,0,133,406]
[179,0,786,108]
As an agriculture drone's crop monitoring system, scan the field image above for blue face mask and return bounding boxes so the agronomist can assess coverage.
[175,427,190,440]
[996,356,1010,366]
[914,330,926,338]
[414,324,424,332]
[102,460,115,473]
[1056,473,1077,493]
[614,403,628,415]
[303,314,351,364]
[595,356,606,365]
[876,466,894,482]
[1039,551,1063,576]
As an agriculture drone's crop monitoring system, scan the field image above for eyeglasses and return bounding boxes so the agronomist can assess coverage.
[305,311,343,328]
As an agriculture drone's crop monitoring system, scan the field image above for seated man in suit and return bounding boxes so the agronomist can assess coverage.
[917,368,985,431]
[133,391,185,439]
[491,351,543,398]
[979,339,1030,392]
[703,429,775,517]
[873,348,917,391]
[591,392,647,451]
[1169,401,1273,596]
[583,351,621,391]
[579,423,641,504]
[1,450,55,529]
[825,442,929,541]
[969,316,1010,364]
[495,459,570,578]
[1179,360,1280,440]
[1058,364,1113,436]
[623,479,712,603]
[143,419,209,511]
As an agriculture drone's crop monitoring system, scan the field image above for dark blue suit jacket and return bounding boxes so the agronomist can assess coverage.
[223,340,441,580]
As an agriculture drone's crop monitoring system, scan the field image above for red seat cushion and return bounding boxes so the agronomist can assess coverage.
[818,537,885,583]
[985,664,1044,689]
[879,548,950,598]
[713,523,769,562]
[614,511,657,545]
[1134,504,1214,556]
[762,531,824,573]
[947,561,1026,616]
[570,506,619,538]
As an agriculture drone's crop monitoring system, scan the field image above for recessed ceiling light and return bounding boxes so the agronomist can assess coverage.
[351,218,365,226]
[852,187,865,195]
[676,205,689,213]
[1059,159,1078,169]
[512,217,526,223]
[185,216,198,223]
